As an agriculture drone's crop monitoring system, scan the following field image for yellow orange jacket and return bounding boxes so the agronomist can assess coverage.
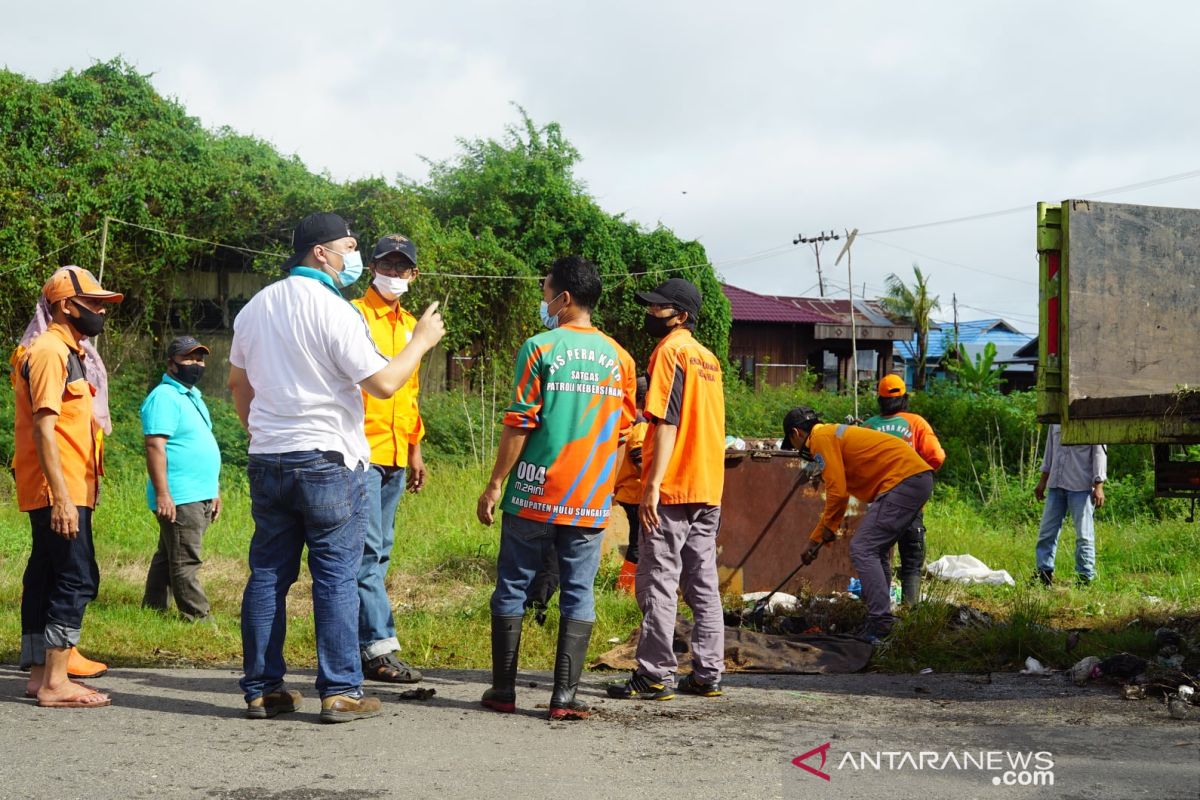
[806,423,932,542]
[351,287,424,467]
[613,419,648,505]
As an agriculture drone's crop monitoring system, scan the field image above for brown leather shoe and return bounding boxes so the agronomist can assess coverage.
[246,687,302,719]
[67,648,108,679]
[319,693,382,724]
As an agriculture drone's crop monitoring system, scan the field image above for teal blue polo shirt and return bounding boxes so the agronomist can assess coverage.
[140,374,221,508]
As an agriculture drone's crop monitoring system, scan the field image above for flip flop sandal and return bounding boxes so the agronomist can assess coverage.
[25,680,100,699]
[37,691,111,709]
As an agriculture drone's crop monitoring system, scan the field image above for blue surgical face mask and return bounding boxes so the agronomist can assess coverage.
[539,292,565,330]
[324,245,364,287]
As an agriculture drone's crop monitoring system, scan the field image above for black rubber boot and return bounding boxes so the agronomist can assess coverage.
[481,615,523,713]
[898,517,926,606]
[548,618,594,720]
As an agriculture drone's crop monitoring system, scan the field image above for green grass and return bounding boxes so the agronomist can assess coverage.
[1,458,1197,674]
[0,460,642,670]
[870,484,1199,672]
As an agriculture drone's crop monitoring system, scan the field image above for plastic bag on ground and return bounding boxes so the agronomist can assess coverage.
[1020,657,1049,675]
[741,591,798,614]
[925,554,1015,587]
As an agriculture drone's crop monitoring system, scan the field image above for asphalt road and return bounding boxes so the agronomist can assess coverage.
[1,665,1196,800]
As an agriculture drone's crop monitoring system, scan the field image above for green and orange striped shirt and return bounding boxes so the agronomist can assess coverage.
[501,323,637,528]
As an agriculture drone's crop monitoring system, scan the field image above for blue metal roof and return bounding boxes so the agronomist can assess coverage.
[896,319,1032,362]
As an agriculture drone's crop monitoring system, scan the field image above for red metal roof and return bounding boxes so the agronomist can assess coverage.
[722,284,836,324]
[771,295,895,327]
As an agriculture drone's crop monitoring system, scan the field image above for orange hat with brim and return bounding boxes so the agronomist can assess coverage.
[43,266,124,304]
[878,374,907,397]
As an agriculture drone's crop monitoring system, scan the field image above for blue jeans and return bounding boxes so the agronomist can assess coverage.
[359,465,406,660]
[490,513,604,621]
[20,507,99,667]
[1035,488,1096,581]
[240,452,367,702]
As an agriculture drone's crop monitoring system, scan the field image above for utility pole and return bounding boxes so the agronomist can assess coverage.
[835,228,860,420]
[793,230,840,297]
[953,292,959,342]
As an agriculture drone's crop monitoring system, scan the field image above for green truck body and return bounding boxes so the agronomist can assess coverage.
[1036,200,1200,497]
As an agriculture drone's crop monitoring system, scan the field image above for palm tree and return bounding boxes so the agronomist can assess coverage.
[880,265,940,390]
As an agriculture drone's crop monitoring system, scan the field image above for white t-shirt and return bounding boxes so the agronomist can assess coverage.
[230,276,388,468]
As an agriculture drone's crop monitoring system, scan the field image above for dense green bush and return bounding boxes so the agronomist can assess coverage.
[0,357,248,480]
[719,379,1178,521]
[419,388,502,462]
[1,61,730,371]
[723,377,855,442]
[1,352,1184,522]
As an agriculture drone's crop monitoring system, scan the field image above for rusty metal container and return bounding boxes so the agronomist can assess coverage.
[717,449,863,595]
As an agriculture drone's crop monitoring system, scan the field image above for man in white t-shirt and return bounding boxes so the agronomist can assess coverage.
[228,212,445,724]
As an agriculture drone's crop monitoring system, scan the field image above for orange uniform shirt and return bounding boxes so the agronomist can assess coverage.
[11,323,101,511]
[862,411,945,470]
[641,328,725,506]
[613,419,648,505]
[351,287,424,468]
[806,423,932,542]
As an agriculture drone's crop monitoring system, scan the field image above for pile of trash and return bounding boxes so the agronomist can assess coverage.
[729,590,867,636]
[1021,625,1198,719]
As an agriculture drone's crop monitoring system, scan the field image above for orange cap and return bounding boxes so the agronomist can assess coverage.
[43,266,124,304]
[878,374,907,397]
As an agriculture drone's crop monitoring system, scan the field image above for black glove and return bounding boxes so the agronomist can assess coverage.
[801,539,823,566]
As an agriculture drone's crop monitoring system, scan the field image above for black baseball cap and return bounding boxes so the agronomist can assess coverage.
[282,212,357,271]
[635,277,702,320]
[167,335,210,359]
[371,234,417,266]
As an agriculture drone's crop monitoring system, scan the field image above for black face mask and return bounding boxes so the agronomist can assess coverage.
[172,362,206,388]
[67,300,106,337]
[642,312,678,338]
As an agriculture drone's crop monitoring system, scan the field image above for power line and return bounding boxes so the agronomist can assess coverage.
[957,302,1038,323]
[859,237,1038,286]
[859,167,1200,236]
[108,217,286,258]
[2,215,791,285]
[0,229,101,278]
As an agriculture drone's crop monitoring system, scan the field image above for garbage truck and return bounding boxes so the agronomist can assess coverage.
[1036,199,1200,505]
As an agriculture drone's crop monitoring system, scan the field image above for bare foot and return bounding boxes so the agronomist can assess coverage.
[37,681,110,707]
[26,678,100,698]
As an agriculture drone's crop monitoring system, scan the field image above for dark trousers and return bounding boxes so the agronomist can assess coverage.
[620,502,642,563]
[20,506,100,667]
[850,472,934,630]
[144,500,213,620]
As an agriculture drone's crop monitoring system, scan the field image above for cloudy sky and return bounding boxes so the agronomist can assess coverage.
[6,1,1200,332]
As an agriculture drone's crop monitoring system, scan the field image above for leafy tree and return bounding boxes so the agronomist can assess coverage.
[880,264,940,391]
[412,107,730,369]
[0,63,729,383]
